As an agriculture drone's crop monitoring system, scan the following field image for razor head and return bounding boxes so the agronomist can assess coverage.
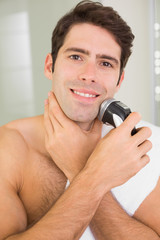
[98,98,136,135]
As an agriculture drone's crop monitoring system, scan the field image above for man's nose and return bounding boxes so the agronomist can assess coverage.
[78,62,97,83]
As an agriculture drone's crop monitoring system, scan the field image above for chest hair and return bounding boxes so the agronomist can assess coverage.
[19,151,67,227]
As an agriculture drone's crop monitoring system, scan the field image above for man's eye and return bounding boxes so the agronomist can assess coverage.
[101,62,112,67]
[70,55,81,60]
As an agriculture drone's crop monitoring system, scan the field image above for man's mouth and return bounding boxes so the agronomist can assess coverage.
[71,89,100,98]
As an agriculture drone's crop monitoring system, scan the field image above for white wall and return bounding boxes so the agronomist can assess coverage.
[0,0,80,125]
[102,0,154,123]
[0,0,154,125]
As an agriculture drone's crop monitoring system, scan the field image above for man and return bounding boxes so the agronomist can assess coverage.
[0,1,159,239]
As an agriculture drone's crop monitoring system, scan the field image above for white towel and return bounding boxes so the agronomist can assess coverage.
[111,120,160,216]
[79,120,160,239]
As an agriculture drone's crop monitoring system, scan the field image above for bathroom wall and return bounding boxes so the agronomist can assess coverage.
[0,0,155,125]
[102,0,155,124]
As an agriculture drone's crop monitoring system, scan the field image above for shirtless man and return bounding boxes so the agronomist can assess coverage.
[0,1,159,239]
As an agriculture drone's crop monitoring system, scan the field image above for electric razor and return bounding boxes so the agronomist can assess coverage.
[98,98,136,135]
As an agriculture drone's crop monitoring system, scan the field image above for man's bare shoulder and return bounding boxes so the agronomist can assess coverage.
[0,115,45,174]
[0,115,45,154]
[0,123,29,193]
[0,115,46,186]
[0,124,28,154]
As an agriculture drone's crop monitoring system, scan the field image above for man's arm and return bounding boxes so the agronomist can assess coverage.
[1,91,152,240]
[44,92,160,239]
[134,177,160,235]
[6,168,108,240]
[2,131,149,240]
[0,127,131,240]
[3,99,151,239]
[0,126,107,239]
[0,128,28,239]
[90,191,159,240]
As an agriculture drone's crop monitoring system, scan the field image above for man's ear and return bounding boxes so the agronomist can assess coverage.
[115,71,125,92]
[44,53,53,80]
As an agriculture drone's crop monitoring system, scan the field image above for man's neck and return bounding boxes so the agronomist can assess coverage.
[75,121,94,131]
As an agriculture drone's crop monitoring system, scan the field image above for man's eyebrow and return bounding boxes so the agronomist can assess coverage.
[64,48,119,65]
[97,54,119,65]
[64,47,90,55]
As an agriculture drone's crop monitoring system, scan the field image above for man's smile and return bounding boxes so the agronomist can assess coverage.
[70,88,100,99]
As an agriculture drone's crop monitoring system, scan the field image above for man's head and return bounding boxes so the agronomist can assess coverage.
[45,1,134,130]
[51,0,134,78]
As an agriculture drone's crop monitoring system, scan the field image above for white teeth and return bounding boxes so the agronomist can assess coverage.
[73,90,96,98]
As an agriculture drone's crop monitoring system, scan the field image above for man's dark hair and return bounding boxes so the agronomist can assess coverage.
[51,0,134,80]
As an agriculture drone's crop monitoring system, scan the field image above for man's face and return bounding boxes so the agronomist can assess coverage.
[51,23,122,129]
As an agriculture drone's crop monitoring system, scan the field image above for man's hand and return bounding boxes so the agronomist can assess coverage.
[85,112,152,191]
[44,91,102,182]
[44,91,152,190]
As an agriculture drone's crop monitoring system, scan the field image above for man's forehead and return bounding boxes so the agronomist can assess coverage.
[63,23,120,49]
[61,23,121,63]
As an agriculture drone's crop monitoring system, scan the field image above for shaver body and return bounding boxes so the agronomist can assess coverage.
[98,98,136,135]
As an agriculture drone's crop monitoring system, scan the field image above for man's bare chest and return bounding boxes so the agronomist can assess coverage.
[19,151,67,227]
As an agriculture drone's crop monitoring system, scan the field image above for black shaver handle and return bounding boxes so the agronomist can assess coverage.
[98,98,136,135]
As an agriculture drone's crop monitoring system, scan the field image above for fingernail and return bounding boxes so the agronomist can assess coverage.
[44,99,49,105]
[48,91,52,97]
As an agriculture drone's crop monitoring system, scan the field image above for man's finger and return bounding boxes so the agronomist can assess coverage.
[119,112,141,136]
[133,127,152,146]
[44,99,54,138]
[138,154,150,171]
[138,139,152,157]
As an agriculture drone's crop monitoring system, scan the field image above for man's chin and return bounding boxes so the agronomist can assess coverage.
[64,109,99,129]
